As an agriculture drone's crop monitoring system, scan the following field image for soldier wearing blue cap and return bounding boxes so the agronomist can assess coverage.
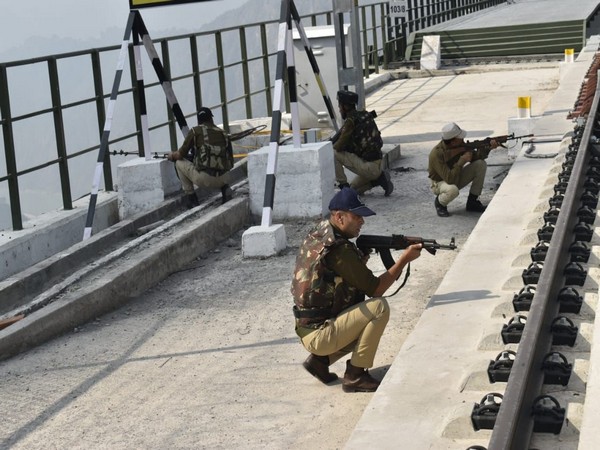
[291,187,422,392]
[167,107,234,208]
[332,90,393,197]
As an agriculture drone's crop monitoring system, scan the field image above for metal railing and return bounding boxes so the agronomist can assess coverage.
[0,0,502,231]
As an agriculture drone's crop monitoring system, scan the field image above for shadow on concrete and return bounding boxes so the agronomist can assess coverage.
[428,289,500,307]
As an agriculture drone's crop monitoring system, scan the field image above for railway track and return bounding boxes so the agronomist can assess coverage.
[469,69,600,450]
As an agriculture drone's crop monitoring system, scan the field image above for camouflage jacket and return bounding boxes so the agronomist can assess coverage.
[176,124,233,174]
[291,220,365,328]
[333,109,383,162]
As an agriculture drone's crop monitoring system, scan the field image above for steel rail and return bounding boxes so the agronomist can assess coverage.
[487,75,600,450]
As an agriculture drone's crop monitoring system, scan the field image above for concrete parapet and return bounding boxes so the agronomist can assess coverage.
[0,192,118,282]
[117,158,180,220]
[247,141,335,220]
[241,224,288,258]
[0,196,250,361]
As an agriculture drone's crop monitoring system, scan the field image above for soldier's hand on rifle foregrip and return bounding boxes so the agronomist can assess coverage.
[402,243,423,263]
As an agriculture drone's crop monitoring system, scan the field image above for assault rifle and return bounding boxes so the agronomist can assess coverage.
[451,133,534,155]
[356,234,457,270]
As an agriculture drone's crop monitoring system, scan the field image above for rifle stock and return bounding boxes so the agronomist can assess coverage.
[356,234,457,270]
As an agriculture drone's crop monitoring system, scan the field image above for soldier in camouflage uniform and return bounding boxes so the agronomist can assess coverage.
[167,107,234,208]
[291,187,422,392]
[333,90,393,197]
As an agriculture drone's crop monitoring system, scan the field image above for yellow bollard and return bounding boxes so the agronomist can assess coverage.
[517,96,531,119]
[565,48,575,63]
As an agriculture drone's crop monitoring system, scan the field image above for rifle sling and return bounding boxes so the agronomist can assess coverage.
[386,262,410,297]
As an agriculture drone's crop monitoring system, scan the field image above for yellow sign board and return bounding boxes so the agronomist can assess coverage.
[129,0,213,9]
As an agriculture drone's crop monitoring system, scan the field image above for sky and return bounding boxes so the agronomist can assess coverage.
[0,0,379,62]
[0,0,252,61]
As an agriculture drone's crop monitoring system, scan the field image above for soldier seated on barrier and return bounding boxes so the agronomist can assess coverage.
[332,90,393,197]
[291,187,422,392]
[166,107,234,208]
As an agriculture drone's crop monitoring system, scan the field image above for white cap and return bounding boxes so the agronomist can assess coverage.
[441,122,467,140]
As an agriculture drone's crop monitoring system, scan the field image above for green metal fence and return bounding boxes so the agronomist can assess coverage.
[0,0,502,231]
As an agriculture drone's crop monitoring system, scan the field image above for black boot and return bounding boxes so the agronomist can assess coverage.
[374,170,394,196]
[221,184,233,204]
[337,182,350,190]
[303,354,338,384]
[342,360,380,393]
[183,192,199,209]
[466,193,486,213]
[434,196,449,217]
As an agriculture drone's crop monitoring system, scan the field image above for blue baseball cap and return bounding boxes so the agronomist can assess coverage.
[329,187,376,216]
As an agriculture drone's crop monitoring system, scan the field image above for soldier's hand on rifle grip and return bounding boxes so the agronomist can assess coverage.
[360,250,370,264]
[460,151,473,163]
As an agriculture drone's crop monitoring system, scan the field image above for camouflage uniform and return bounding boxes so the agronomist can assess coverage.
[174,123,233,194]
[333,109,384,194]
[292,220,389,369]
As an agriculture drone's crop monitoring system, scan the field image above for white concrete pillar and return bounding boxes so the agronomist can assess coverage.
[420,35,441,71]
[517,96,531,119]
[242,224,287,258]
[247,140,335,220]
[117,157,181,219]
[564,48,575,63]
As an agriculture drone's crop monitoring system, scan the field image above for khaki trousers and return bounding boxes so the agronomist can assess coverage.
[430,159,487,206]
[175,159,229,194]
[334,150,382,194]
[300,298,390,369]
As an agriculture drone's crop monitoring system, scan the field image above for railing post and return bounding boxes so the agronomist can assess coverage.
[48,57,73,211]
[215,31,229,133]
[190,35,203,116]
[361,6,369,78]
[371,4,380,74]
[0,65,23,230]
[239,26,253,119]
[260,24,273,115]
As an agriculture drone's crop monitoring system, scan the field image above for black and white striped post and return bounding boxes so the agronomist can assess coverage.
[83,11,136,240]
[261,0,308,227]
[83,10,191,240]
[132,18,152,161]
[136,16,190,137]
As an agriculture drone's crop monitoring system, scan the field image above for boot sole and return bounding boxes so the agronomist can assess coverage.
[342,384,378,393]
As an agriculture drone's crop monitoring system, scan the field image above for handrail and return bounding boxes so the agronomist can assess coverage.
[0,0,503,231]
